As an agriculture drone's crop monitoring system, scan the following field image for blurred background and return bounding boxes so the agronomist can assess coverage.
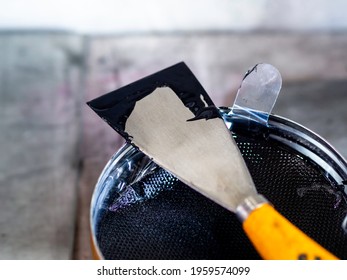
[1,0,347,259]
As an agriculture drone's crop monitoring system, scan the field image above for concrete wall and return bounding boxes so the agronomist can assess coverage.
[0,32,84,259]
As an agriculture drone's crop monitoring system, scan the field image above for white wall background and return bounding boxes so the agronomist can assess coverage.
[1,0,347,33]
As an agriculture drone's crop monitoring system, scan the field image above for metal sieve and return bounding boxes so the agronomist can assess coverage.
[90,108,347,259]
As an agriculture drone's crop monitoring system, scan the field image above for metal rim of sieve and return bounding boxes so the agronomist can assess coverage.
[90,109,347,259]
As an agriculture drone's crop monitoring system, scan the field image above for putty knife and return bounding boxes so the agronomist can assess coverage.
[88,62,337,260]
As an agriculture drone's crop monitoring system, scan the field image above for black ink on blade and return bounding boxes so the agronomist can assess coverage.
[187,106,221,122]
[86,62,220,140]
[243,64,259,81]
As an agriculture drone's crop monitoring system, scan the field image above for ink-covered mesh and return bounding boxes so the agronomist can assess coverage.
[96,135,347,260]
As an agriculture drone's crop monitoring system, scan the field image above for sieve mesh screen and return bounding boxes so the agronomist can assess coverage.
[96,134,347,260]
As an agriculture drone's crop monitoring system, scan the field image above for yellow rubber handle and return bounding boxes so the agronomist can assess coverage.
[243,203,338,260]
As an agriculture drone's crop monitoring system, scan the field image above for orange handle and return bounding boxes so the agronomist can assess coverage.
[243,203,338,260]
